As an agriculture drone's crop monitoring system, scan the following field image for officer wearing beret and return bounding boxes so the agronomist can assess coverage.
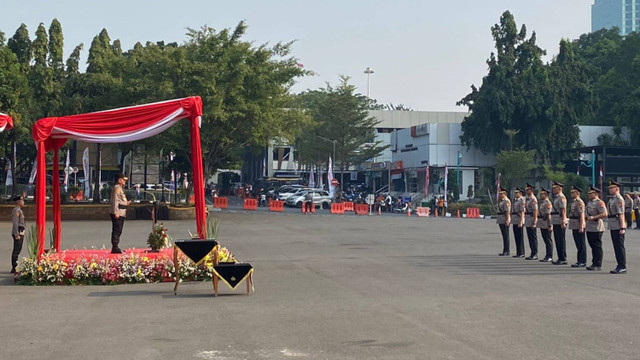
[537,188,554,262]
[568,186,586,267]
[607,180,627,274]
[511,187,526,258]
[524,184,538,260]
[497,187,511,256]
[551,181,568,265]
[585,186,606,271]
[10,195,26,274]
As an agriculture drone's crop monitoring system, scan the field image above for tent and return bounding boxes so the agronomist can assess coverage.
[32,97,206,259]
[0,112,13,132]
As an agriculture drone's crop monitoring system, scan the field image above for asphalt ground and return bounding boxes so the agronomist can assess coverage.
[1,206,640,360]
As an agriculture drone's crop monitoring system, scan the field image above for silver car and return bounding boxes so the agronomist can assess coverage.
[285,190,332,209]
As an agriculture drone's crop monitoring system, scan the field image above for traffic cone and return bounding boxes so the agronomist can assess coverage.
[378,206,381,216]
[407,207,411,217]
[457,210,461,218]
[434,208,438,218]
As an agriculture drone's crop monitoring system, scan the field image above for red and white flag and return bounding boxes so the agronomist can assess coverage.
[444,165,448,208]
[424,163,430,198]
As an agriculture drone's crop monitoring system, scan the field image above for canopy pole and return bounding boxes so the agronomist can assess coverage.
[36,141,47,261]
[190,116,207,238]
[53,148,61,252]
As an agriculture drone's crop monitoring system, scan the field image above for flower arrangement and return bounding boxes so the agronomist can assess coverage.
[147,223,172,251]
[217,247,237,264]
[14,252,217,286]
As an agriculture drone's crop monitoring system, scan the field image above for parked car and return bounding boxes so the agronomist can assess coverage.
[276,185,309,200]
[285,190,332,209]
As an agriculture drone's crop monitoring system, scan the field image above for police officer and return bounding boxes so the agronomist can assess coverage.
[10,195,26,274]
[524,183,538,260]
[624,192,633,230]
[110,173,131,254]
[585,186,606,271]
[497,187,511,256]
[538,187,554,262]
[568,186,586,268]
[511,187,525,258]
[551,181,568,265]
[607,180,627,274]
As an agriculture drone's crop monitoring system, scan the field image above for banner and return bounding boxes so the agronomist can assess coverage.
[327,156,334,198]
[83,147,90,199]
[425,163,430,198]
[29,159,37,185]
[444,165,448,208]
[63,149,70,192]
[5,162,12,186]
[309,165,315,188]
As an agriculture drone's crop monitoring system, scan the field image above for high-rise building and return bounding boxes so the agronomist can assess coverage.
[592,0,640,35]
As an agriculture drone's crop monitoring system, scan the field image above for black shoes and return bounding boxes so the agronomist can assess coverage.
[539,257,552,262]
[552,260,568,265]
[10,268,16,274]
[498,252,510,256]
[512,254,525,258]
[586,266,601,271]
[525,255,538,260]
[610,268,627,274]
[571,263,586,268]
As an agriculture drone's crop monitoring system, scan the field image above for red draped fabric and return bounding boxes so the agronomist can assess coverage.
[0,112,14,132]
[32,97,205,259]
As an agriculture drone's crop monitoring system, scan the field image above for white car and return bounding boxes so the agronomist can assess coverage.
[277,186,310,200]
[285,190,332,209]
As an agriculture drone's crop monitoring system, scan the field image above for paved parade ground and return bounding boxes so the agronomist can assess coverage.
[2,209,640,360]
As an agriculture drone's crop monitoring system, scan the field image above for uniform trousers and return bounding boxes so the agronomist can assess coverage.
[513,225,524,256]
[610,230,626,269]
[11,235,24,270]
[110,214,125,249]
[499,224,510,253]
[586,231,603,267]
[526,227,538,256]
[553,224,567,261]
[540,228,553,259]
[635,209,640,229]
[625,213,632,230]
[572,229,587,264]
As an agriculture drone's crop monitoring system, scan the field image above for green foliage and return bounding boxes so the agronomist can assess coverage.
[495,150,536,190]
[206,216,220,239]
[543,165,589,199]
[295,76,389,186]
[26,225,38,259]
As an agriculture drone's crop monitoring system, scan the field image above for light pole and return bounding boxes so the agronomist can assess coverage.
[364,67,374,98]
[580,149,596,186]
[456,150,462,195]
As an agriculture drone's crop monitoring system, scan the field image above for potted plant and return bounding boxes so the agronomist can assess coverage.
[147,223,172,252]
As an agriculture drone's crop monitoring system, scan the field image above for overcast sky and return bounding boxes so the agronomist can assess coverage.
[2,0,593,112]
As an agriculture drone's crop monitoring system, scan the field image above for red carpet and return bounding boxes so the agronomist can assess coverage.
[50,247,174,261]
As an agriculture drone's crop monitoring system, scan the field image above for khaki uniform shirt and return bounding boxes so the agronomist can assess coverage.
[496,198,511,225]
[607,194,625,230]
[633,197,640,210]
[586,198,606,233]
[624,197,632,214]
[11,206,25,237]
[568,197,585,230]
[524,195,538,228]
[511,197,525,225]
[110,184,128,217]
[538,199,552,229]
[551,194,567,225]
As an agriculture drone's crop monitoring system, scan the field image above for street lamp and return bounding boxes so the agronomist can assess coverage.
[364,67,374,98]
[580,149,596,186]
[456,150,462,195]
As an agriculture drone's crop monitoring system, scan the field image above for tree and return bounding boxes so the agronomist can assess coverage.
[296,76,388,189]
[495,150,536,190]
[544,164,589,199]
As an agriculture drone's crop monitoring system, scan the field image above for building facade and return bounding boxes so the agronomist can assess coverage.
[592,0,640,35]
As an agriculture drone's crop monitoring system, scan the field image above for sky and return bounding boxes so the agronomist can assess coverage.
[1,0,593,112]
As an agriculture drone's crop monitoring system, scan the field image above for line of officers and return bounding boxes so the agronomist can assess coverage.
[496,180,633,274]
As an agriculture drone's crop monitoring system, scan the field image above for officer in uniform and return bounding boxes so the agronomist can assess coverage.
[538,187,554,262]
[511,187,526,258]
[624,192,633,230]
[585,186,607,271]
[568,186,586,267]
[524,183,538,260]
[607,180,627,274]
[497,187,511,256]
[10,195,26,274]
[109,173,131,254]
[551,181,568,265]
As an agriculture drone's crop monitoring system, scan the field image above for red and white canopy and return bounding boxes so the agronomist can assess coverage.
[0,112,14,132]
[32,97,207,259]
